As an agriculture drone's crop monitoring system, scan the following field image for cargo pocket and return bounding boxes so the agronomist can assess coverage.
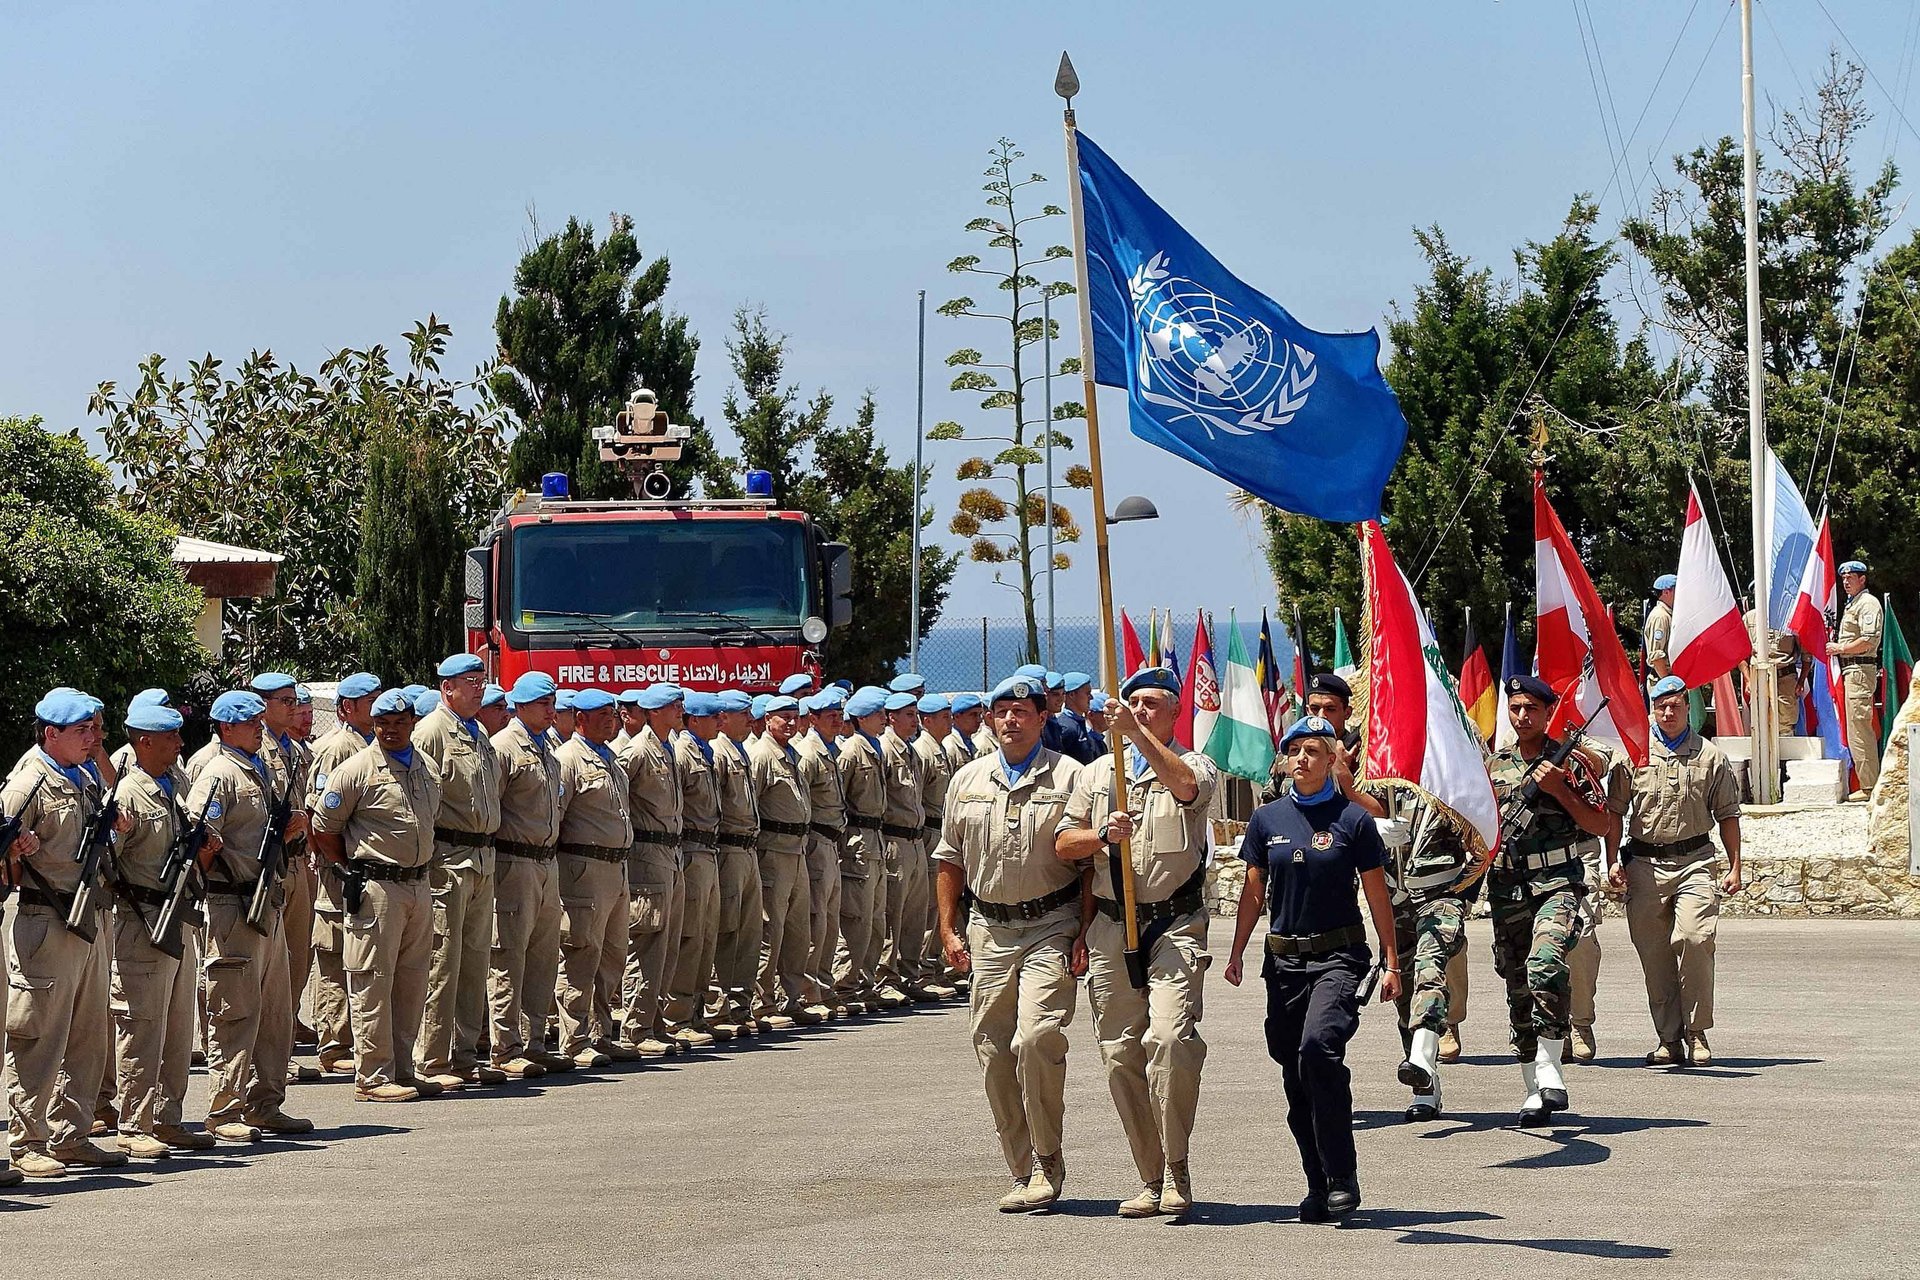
[6,972,58,1039]
[558,899,595,951]
[491,906,518,953]
[342,913,379,976]
[1145,788,1189,855]
[113,960,159,1021]
[630,890,666,934]
[202,952,253,1022]
[312,912,344,955]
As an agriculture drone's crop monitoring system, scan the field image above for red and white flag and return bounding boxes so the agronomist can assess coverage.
[1788,511,1853,774]
[1179,611,1221,752]
[1534,474,1650,767]
[1358,522,1501,854]
[1669,482,1752,688]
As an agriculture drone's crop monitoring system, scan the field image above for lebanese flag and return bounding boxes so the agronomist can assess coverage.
[1120,609,1146,677]
[1788,512,1852,775]
[1178,610,1220,751]
[1534,474,1651,766]
[1358,521,1501,854]
[1669,483,1752,687]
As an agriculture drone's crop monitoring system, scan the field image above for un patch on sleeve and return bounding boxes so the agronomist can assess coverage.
[314,772,328,791]
[323,791,344,811]
[207,800,224,820]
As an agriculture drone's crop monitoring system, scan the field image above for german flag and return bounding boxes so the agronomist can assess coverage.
[1458,611,1497,742]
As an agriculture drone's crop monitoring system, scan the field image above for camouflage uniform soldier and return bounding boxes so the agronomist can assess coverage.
[1379,793,1475,1123]
[1831,561,1883,795]
[1486,675,1611,1126]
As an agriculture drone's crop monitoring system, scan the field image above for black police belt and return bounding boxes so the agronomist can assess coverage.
[716,831,758,851]
[13,887,64,912]
[1497,836,1584,873]
[433,827,495,850]
[350,859,431,883]
[1839,656,1876,669]
[1095,865,1206,925]
[1622,832,1712,862]
[759,818,811,839]
[114,882,170,909]
[631,828,681,848]
[496,839,558,861]
[809,821,845,840]
[1264,923,1366,958]
[559,842,629,863]
[882,822,922,841]
[846,813,884,831]
[922,807,944,834]
[970,880,1080,924]
[682,827,719,850]
[204,876,259,899]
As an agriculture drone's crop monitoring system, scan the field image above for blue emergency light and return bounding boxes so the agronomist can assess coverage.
[542,472,571,500]
[745,470,774,498]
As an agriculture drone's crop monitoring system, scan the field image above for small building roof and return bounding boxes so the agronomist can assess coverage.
[172,536,282,598]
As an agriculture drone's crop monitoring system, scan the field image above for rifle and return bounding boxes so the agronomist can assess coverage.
[66,790,121,942]
[0,777,46,900]
[1498,696,1609,849]
[244,784,294,935]
[150,793,214,960]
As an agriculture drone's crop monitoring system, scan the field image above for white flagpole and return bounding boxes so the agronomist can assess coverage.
[1741,0,1779,801]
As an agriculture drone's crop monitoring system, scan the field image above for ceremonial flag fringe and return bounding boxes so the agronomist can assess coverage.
[1356,522,1501,855]
[1882,601,1912,756]
[1121,609,1147,678]
[1495,603,1521,751]
[1788,513,1852,778]
[1669,482,1751,689]
[1458,612,1497,742]
[1075,132,1408,522]
[1534,474,1650,766]
[1203,609,1277,782]
[1256,609,1287,737]
[1178,611,1220,752]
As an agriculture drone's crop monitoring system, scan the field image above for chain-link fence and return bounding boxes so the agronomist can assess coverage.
[906,610,1259,693]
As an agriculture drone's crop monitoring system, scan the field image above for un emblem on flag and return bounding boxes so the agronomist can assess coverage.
[1129,252,1317,438]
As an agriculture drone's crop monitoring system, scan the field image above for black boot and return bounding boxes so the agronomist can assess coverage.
[1298,1187,1331,1223]
[1326,1177,1362,1219]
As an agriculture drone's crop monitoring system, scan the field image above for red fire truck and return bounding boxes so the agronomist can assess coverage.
[463,389,852,692]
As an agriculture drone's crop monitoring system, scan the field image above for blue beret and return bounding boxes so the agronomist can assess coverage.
[336,672,382,700]
[888,673,926,694]
[481,683,506,708]
[951,692,982,714]
[884,691,918,712]
[1840,560,1868,575]
[1650,674,1689,700]
[918,694,950,714]
[1062,672,1092,692]
[1044,671,1064,690]
[637,684,685,711]
[764,695,801,715]
[1504,674,1558,705]
[371,688,414,716]
[294,683,313,704]
[571,688,616,713]
[437,653,485,679]
[413,690,442,717]
[716,690,751,713]
[43,687,102,716]
[1090,692,1109,712]
[209,690,267,724]
[750,694,772,720]
[684,692,721,718]
[130,687,172,709]
[813,685,847,708]
[510,672,557,704]
[127,703,185,733]
[554,689,578,712]
[1306,672,1352,702]
[1014,664,1047,680]
[830,679,854,693]
[845,686,889,718]
[1280,715,1338,750]
[778,673,816,696]
[400,684,428,701]
[250,673,296,694]
[1653,573,1678,591]
[1120,666,1181,699]
[989,675,1046,707]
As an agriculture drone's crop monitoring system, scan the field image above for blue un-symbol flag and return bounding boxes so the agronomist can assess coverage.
[1077,133,1408,523]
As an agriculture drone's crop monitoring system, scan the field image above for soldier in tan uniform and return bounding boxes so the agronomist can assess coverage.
[487,672,565,1077]
[913,694,960,1000]
[795,690,848,1017]
[877,693,929,1005]
[1743,606,1803,737]
[285,684,320,1063]
[614,684,687,1057]
[748,695,822,1028]
[1056,666,1217,1218]
[1831,560,1883,795]
[310,688,443,1102]
[947,693,984,770]
[710,691,763,1037]
[477,684,512,737]
[1610,676,1743,1067]
[186,690,310,1135]
[551,689,634,1067]
[413,654,504,1090]
[1645,574,1676,680]
[108,701,221,1156]
[833,688,891,1013]
[249,673,315,1087]
[306,673,383,1076]
[667,694,725,1046]
[936,674,1086,1212]
[3,689,130,1177]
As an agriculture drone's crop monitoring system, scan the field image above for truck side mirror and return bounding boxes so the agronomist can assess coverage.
[824,542,853,629]
[464,546,490,632]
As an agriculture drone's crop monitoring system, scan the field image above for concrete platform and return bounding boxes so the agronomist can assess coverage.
[5,917,1915,1279]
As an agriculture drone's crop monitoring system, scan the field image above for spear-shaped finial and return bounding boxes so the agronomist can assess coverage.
[1055,51,1079,104]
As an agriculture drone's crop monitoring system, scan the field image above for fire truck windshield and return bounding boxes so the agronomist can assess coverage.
[511,518,811,635]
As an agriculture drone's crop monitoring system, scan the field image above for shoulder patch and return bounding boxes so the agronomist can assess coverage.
[323,791,344,810]
[207,799,224,820]
[314,772,328,791]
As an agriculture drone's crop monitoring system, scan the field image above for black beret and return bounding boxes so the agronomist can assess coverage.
[1504,674,1559,705]
[1306,672,1351,702]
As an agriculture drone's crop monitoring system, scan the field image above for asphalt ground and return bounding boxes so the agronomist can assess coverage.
[5,917,1915,1279]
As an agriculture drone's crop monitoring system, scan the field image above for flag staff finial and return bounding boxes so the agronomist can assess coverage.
[1054,51,1079,109]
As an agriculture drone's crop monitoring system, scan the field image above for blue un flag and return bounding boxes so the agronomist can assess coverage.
[1077,133,1408,523]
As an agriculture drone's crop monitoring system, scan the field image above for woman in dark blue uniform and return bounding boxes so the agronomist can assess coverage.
[1225,716,1401,1222]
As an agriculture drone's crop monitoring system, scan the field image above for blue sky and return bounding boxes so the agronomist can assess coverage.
[6,1,1917,631]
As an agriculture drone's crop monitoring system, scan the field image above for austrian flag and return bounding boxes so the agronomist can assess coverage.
[1669,482,1751,688]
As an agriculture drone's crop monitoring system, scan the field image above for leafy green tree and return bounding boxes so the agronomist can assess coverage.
[493,213,732,500]
[355,426,465,679]
[92,318,506,674]
[719,308,956,682]
[0,416,204,752]
[933,138,1091,663]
